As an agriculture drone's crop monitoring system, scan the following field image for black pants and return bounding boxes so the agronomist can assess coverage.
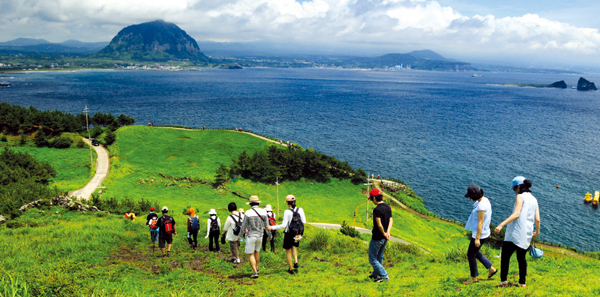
[187,231,198,248]
[209,231,220,252]
[500,241,527,284]
[262,231,275,252]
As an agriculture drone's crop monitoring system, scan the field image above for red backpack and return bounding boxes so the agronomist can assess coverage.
[267,212,276,226]
[163,216,174,234]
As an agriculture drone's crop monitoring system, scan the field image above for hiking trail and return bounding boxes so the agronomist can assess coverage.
[70,138,110,200]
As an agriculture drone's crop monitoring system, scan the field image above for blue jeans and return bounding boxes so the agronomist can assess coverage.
[368,239,388,279]
[150,229,159,243]
[467,237,492,277]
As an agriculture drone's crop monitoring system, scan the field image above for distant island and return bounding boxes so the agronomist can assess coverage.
[504,80,568,88]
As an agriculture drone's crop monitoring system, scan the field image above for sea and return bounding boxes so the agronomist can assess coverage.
[2,68,600,251]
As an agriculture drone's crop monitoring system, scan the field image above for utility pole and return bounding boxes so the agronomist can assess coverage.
[84,106,93,169]
[275,176,280,218]
[364,175,373,223]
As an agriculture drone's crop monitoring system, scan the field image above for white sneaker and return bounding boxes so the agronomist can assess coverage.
[234,259,240,264]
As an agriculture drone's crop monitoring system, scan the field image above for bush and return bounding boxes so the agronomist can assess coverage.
[1,135,7,142]
[340,221,361,238]
[444,244,466,262]
[104,130,116,145]
[33,130,48,148]
[19,134,27,146]
[48,137,73,149]
[307,229,330,251]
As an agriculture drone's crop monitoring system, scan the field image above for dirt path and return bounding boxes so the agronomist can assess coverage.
[70,138,110,200]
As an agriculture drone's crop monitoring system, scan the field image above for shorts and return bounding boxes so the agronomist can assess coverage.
[283,232,300,250]
[244,236,262,254]
[159,233,173,248]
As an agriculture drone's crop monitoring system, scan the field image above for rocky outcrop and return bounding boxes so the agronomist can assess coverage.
[577,77,597,91]
[96,20,210,62]
[548,80,567,89]
[19,196,106,213]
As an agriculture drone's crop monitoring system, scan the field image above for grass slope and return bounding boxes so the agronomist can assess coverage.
[7,147,96,192]
[2,210,599,296]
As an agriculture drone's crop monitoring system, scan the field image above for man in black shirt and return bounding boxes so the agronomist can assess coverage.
[368,188,393,282]
[158,206,177,257]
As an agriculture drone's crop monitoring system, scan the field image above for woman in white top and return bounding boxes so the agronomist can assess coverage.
[494,176,541,288]
[262,204,277,252]
[222,202,244,263]
[463,184,497,284]
[205,209,221,252]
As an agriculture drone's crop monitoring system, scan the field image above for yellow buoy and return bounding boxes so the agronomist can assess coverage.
[593,191,600,206]
[584,192,593,203]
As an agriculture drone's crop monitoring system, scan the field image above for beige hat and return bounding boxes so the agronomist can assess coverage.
[238,208,245,213]
[208,209,217,215]
[246,195,261,204]
[285,194,296,202]
[265,204,273,212]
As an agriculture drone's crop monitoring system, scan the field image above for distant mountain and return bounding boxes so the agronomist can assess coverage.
[0,38,50,47]
[60,40,108,49]
[323,53,473,71]
[407,50,448,61]
[96,20,210,62]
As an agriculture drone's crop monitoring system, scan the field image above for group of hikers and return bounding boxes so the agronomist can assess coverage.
[143,194,307,278]
[462,176,541,288]
[137,175,540,286]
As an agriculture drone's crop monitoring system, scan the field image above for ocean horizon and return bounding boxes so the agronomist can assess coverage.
[2,68,600,251]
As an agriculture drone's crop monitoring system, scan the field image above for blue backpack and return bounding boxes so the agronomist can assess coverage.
[190,215,200,232]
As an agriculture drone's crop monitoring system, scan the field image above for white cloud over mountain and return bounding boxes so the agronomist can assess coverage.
[1,0,599,64]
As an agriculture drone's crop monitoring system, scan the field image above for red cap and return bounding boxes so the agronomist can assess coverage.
[150,207,155,211]
[368,188,381,199]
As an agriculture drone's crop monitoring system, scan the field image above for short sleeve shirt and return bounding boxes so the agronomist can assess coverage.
[372,203,392,241]
[465,197,492,239]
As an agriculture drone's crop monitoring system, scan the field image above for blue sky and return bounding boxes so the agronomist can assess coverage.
[1,0,599,68]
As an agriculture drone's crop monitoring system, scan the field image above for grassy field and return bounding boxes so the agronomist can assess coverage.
[2,125,599,296]
[6,146,96,192]
[2,209,599,296]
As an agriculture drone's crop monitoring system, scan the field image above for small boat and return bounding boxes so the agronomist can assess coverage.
[472,74,483,77]
[593,191,600,206]
[584,192,593,203]
[0,81,10,87]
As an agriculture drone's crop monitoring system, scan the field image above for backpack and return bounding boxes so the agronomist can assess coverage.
[190,215,200,232]
[149,217,158,229]
[287,208,304,236]
[163,216,174,234]
[210,217,220,233]
[231,214,243,236]
[267,212,276,226]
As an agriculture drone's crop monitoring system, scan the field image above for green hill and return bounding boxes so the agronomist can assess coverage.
[1,126,599,296]
[95,20,210,63]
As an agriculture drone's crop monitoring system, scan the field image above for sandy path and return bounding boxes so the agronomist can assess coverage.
[70,138,110,200]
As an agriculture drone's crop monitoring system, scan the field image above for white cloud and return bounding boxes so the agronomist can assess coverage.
[1,0,600,63]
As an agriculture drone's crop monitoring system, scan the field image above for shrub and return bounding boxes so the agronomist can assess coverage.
[19,134,27,146]
[340,221,361,238]
[48,137,73,149]
[33,130,48,148]
[307,229,330,251]
[0,135,7,142]
[104,130,116,145]
[444,244,466,262]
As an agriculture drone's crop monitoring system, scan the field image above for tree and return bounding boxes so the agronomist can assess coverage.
[117,114,136,127]
[33,129,48,148]
[105,130,116,145]
[19,134,28,146]
[215,164,229,185]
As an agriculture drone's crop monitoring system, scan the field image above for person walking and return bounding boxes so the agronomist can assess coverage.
[187,208,200,250]
[494,176,541,288]
[222,202,243,264]
[367,188,393,283]
[238,195,272,278]
[158,206,177,257]
[267,195,306,275]
[463,184,497,285]
[262,204,277,253]
[205,209,221,252]
[146,207,159,246]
